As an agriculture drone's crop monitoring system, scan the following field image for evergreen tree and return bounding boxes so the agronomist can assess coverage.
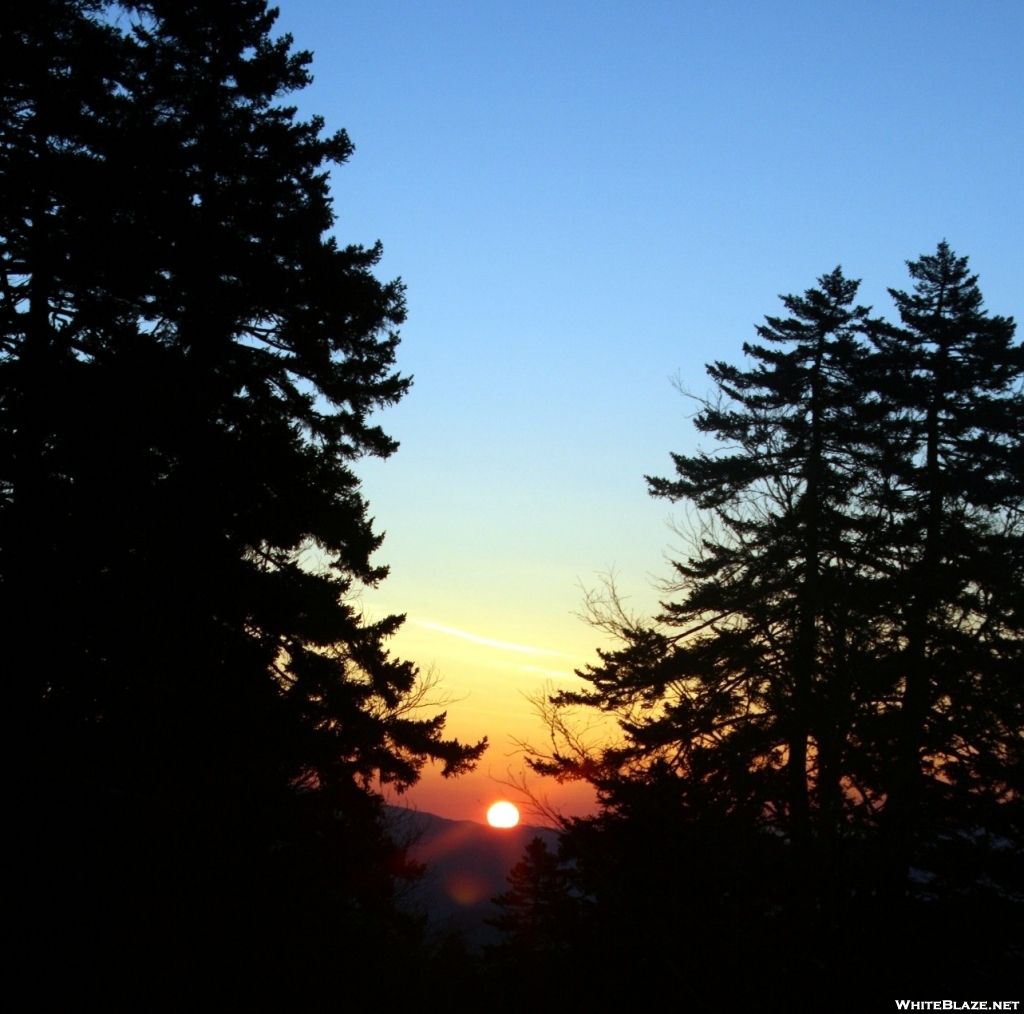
[487,836,578,955]
[529,247,1023,998]
[551,269,881,878]
[483,836,604,1013]
[866,243,1024,904]
[651,268,878,850]
[1,1,483,1000]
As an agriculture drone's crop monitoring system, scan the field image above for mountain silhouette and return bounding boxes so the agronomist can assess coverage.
[386,807,559,950]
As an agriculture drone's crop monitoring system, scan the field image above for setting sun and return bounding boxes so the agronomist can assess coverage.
[486,801,520,828]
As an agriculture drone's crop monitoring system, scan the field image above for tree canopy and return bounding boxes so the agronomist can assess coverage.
[2,1,483,1001]
[522,244,1023,1003]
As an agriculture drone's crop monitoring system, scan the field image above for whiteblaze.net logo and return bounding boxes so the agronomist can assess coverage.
[895,1003,1020,1011]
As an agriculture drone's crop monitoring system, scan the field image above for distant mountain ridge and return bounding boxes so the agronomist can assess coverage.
[385,806,560,950]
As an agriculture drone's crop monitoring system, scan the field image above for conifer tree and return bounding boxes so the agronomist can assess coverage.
[651,268,877,850]
[531,248,1023,994]
[866,243,1024,902]
[488,836,577,955]
[552,269,881,864]
[1,0,483,997]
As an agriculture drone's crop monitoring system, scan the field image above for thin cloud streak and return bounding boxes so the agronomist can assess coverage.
[413,619,569,657]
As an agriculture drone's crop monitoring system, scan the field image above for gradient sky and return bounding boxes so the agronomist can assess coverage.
[269,0,1023,823]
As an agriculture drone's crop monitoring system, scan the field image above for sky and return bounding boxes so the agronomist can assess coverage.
[269,0,1023,824]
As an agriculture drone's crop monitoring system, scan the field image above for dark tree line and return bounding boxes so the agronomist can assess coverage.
[2,2,483,1006]
[507,246,1023,1007]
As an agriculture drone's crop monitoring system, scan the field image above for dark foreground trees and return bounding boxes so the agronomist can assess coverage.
[1,1,482,1003]
[520,245,1023,1005]
[487,836,579,956]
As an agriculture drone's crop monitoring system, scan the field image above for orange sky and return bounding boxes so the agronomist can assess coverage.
[362,602,632,824]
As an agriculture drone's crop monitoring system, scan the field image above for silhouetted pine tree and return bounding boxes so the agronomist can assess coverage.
[865,244,1024,909]
[482,835,606,1013]
[1,1,483,1003]
[530,248,1023,1000]
[487,836,579,955]
[550,270,882,898]
[651,268,880,856]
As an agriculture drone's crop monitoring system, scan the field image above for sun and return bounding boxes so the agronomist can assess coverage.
[486,801,520,828]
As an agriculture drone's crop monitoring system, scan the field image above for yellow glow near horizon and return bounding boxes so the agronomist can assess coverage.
[357,600,610,822]
[521,664,579,678]
[487,801,520,827]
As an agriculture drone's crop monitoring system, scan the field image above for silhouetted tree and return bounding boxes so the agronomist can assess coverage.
[1,1,483,1001]
[545,270,884,898]
[487,836,579,955]
[865,244,1024,909]
[527,247,1023,1000]
[649,268,879,855]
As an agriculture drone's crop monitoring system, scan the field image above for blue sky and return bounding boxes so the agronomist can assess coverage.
[270,0,1023,821]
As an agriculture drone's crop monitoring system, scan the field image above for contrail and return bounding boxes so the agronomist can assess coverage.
[412,619,569,657]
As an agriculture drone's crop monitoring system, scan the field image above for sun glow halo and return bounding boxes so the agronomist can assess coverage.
[486,801,520,828]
